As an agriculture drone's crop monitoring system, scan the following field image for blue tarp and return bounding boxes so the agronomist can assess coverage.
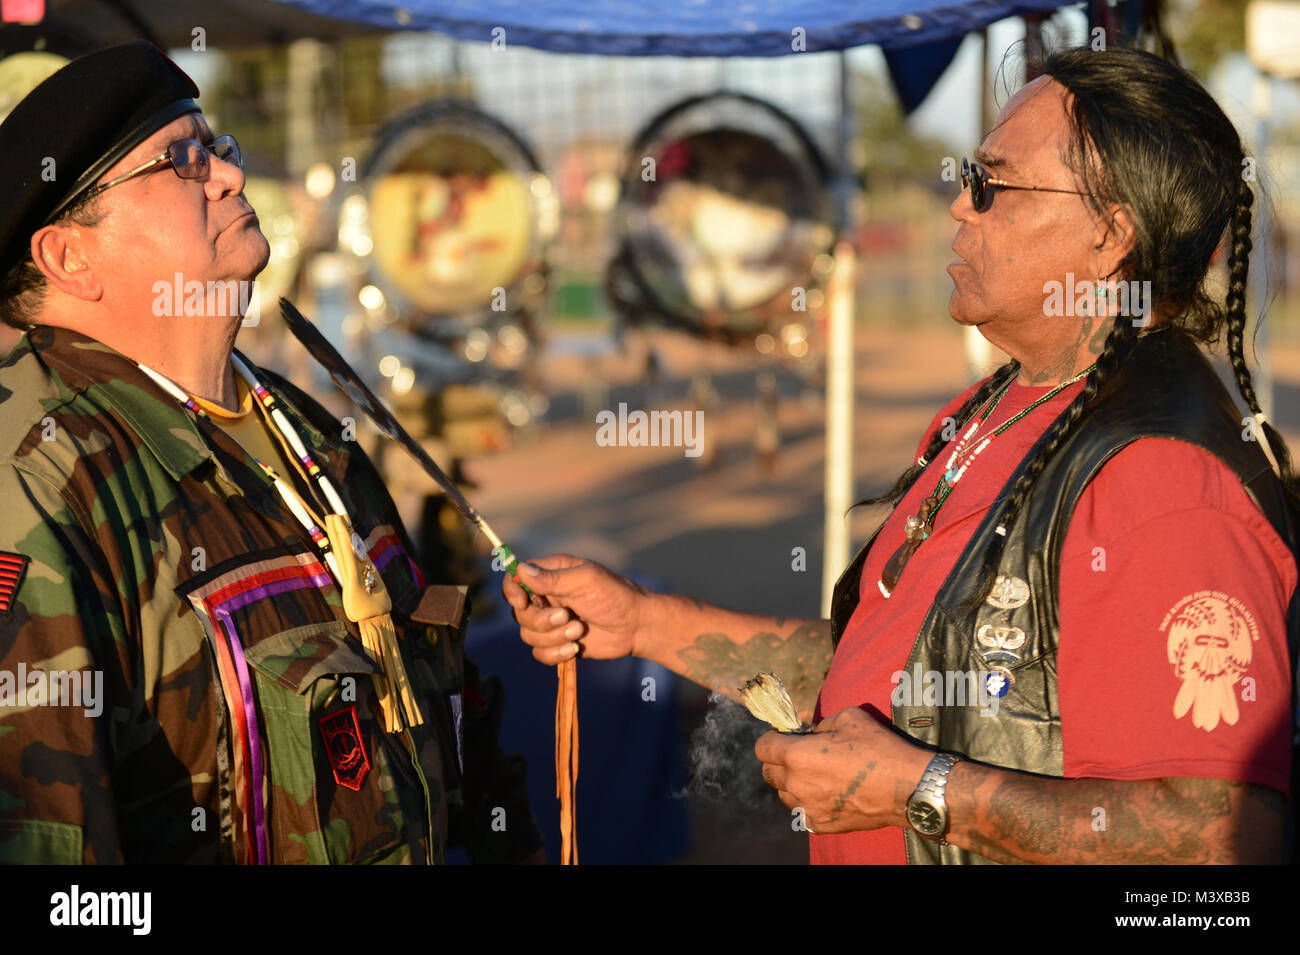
[884,36,965,113]
[272,0,1069,57]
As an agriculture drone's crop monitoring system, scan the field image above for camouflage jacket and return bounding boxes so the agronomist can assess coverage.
[0,326,542,864]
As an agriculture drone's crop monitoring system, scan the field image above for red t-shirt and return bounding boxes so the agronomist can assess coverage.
[812,376,1297,865]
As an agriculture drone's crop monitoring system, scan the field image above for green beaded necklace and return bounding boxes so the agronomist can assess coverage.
[877,362,1096,598]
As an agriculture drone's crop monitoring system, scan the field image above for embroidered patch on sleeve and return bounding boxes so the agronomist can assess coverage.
[318,704,371,791]
[1161,590,1259,732]
[0,552,30,614]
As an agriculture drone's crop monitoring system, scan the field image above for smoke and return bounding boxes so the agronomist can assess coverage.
[680,691,785,821]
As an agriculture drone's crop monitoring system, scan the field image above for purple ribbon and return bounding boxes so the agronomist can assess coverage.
[217,608,268,865]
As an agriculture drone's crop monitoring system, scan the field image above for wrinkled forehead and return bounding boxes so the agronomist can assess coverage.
[976,77,1077,182]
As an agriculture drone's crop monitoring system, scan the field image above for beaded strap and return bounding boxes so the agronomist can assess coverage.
[925,363,1095,527]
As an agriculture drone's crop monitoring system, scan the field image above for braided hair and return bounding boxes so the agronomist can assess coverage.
[854,359,1020,510]
[1223,179,1300,497]
[855,44,1299,609]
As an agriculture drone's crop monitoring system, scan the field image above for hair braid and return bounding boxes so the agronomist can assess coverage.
[956,316,1141,615]
[1222,178,1300,500]
[850,360,1021,513]
[1224,179,1258,410]
[844,47,1300,625]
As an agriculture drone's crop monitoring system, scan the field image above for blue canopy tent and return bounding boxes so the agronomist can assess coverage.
[276,0,1069,110]
[274,0,1063,57]
[23,0,1071,109]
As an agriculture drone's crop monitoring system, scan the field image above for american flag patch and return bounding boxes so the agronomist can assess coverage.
[0,552,29,614]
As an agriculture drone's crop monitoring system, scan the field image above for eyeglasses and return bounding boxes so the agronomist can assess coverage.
[961,155,1087,213]
[83,134,242,200]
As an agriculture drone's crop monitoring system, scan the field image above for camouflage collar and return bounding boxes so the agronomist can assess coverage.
[25,326,329,483]
[28,326,212,481]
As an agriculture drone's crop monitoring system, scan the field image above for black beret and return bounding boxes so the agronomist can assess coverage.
[0,41,200,278]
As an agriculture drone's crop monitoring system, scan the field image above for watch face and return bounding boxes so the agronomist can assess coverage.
[907,800,945,836]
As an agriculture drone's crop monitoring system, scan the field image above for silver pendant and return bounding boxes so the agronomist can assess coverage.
[985,574,1030,610]
[363,564,378,594]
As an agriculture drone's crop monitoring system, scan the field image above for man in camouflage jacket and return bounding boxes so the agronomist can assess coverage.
[0,43,542,864]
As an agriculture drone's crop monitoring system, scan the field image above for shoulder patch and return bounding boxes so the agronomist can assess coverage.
[0,551,30,614]
[319,704,370,791]
[1161,590,1258,732]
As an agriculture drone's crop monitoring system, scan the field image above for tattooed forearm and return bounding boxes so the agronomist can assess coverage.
[947,761,1285,864]
[676,620,833,719]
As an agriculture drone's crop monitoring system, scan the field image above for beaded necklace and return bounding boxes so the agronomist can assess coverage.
[138,356,359,583]
[137,356,426,865]
[877,363,1096,598]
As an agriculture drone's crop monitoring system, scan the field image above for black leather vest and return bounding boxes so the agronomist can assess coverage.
[829,326,1300,864]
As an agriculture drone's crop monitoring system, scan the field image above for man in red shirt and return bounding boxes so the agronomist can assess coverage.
[504,46,1296,863]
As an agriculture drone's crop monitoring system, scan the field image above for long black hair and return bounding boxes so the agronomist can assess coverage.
[855,44,1299,607]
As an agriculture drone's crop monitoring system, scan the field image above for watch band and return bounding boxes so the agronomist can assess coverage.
[908,752,963,844]
[915,752,962,800]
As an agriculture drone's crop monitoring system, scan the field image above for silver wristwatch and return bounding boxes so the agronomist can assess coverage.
[905,752,964,843]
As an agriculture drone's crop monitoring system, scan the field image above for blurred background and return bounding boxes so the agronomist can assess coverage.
[3,0,1298,863]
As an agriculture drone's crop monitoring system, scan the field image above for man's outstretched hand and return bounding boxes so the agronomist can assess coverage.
[502,554,648,666]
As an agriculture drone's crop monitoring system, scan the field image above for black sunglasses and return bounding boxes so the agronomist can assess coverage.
[961,155,1087,212]
[84,134,242,200]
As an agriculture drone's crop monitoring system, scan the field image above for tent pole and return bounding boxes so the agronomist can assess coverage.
[822,50,857,616]
[286,39,326,180]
